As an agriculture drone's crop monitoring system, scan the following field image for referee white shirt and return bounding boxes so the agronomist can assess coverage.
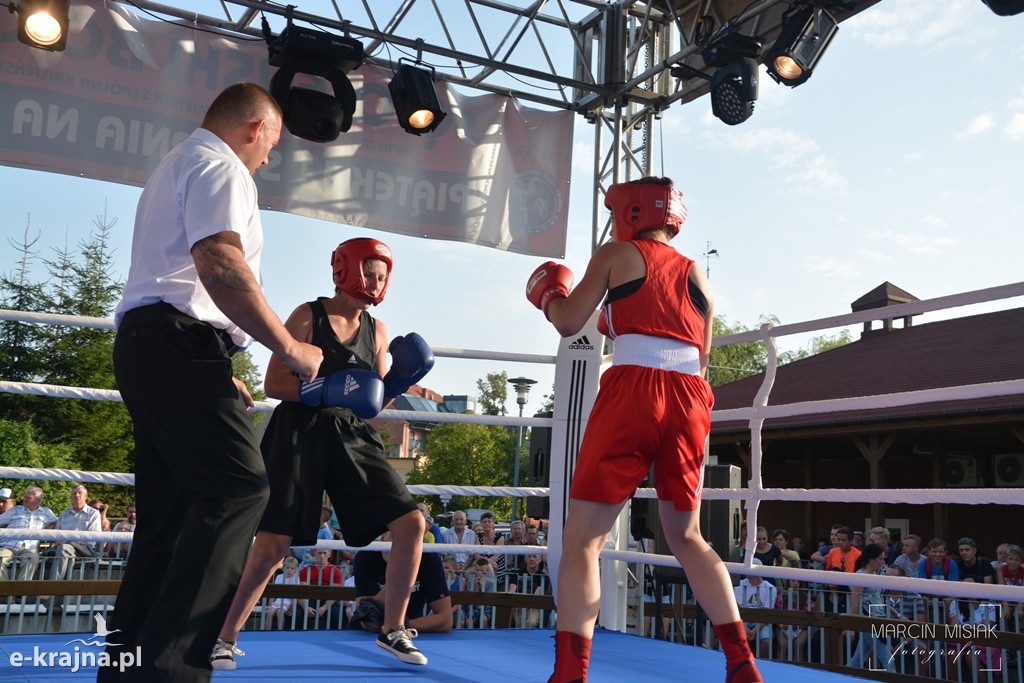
[115,128,264,349]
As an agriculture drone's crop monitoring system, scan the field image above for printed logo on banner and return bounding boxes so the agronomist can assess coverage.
[509,169,565,235]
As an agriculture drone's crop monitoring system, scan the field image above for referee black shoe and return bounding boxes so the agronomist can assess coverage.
[376,627,428,665]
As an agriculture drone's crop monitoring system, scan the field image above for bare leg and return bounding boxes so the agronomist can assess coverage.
[555,498,627,638]
[382,510,426,632]
[218,531,292,642]
[656,500,740,625]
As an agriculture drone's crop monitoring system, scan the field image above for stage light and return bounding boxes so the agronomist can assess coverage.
[710,58,759,126]
[981,0,1024,15]
[263,15,363,143]
[12,0,70,51]
[388,63,446,135]
[765,5,839,87]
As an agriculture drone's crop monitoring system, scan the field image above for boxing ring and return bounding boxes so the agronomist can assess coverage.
[2,281,1024,681]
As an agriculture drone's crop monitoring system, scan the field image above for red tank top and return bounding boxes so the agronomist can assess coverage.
[597,240,706,349]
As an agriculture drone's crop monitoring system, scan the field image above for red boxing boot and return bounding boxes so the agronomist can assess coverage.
[712,621,762,683]
[547,630,592,683]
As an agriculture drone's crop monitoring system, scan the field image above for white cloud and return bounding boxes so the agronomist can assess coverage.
[1006,113,1024,141]
[921,215,948,229]
[804,256,858,278]
[702,127,847,191]
[855,247,892,262]
[866,228,957,256]
[845,0,980,49]
[955,114,995,140]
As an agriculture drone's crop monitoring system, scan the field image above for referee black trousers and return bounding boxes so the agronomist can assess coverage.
[100,304,269,683]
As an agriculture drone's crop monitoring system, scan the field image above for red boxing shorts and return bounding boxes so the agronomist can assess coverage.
[569,365,714,511]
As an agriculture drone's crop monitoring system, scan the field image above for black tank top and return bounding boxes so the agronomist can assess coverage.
[307,298,378,377]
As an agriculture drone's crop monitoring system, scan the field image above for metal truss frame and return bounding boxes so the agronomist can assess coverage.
[108,0,881,250]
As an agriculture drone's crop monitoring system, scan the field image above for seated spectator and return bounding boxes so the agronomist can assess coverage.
[733,558,777,658]
[460,557,496,629]
[88,499,111,532]
[442,511,476,570]
[992,542,1010,571]
[442,554,462,593]
[955,537,995,584]
[524,524,541,546]
[0,486,57,581]
[298,549,344,628]
[847,545,894,673]
[417,503,443,544]
[507,552,551,628]
[868,527,897,568]
[353,531,453,634]
[948,580,1002,677]
[0,488,13,513]
[43,485,102,597]
[473,511,506,585]
[810,524,843,569]
[293,506,339,567]
[265,557,300,630]
[106,502,137,560]
[505,520,528,575]
[790,534,811,566]
[918,538,959,582]
[996,544,1023,631]
[776,575,817,662]
[893,534,923,579]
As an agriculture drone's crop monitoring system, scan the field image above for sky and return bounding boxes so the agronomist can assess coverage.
[1,0,1022,415]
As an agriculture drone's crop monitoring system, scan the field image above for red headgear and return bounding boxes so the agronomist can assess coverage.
[331,238,393,305]
[604,177,687,242]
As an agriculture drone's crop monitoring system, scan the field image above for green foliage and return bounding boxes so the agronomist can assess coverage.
[0,419,76,507]
[0,208,135,509]
[476,371,508,416]
[407,421,513,519]
[779,329,853,364]
[708,316,769,387]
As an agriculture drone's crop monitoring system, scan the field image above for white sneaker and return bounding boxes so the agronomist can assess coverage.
[376,627,428,665]
[209,638,244,670]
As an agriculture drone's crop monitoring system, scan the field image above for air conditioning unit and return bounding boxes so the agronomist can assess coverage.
[944,455,978,487]
[993,454,1024,487]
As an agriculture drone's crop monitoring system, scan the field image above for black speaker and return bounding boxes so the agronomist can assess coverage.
[526,411,552,519]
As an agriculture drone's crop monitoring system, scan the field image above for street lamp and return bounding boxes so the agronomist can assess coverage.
[508,376,537,520]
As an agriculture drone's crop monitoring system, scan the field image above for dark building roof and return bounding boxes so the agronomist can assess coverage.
[711,306,1024,435]
[850,281,919,312]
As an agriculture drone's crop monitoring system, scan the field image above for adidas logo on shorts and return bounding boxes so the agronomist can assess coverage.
[344,374,360,395]
[568,335,594,350]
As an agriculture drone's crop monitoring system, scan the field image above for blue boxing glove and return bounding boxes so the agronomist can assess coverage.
[298,368,384,419]
[383,333,435,400]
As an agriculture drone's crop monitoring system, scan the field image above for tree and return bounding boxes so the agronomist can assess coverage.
[779,329,853,364]
[708,316,769,387]
[476,371,508,416]
[0,219,46,388]
[0,419,77,508]
[409,421,512,519]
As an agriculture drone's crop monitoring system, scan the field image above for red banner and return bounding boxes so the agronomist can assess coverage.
[0,2,573,257]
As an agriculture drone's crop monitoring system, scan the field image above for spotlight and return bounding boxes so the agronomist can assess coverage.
[264,15,363,143]
[701,33,761,126]
[12,0,70,51]
[388,62,447,135]
[710,58,759,126]
[765,5,839,87]
[981,0,1024,15]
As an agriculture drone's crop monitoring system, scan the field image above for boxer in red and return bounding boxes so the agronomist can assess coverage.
[526,177,761,683]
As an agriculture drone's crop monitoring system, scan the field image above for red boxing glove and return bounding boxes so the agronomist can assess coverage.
[526,261,573,319]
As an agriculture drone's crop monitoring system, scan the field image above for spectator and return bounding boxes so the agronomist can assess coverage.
[460,557,497,629]
[265,557,300,630]
[442,511,476,569]
[893,534,923,579]
[790,535,811,565]
[508,552,552,628]
[88,499,111,533]
[810,524,843,567]
[474,511,506,583]
[955,537,995,584]
[733,558,777,658]
[353,531,453,634]
[771,529,801,589]
[298,549,344,628]
[847,545,894,672]
[0,486,57,580]
[868,527,897,567]
[417,503,443,544]
[107,502,137,560]
[883,564,928,673]
[43,485,103,597]
[996,544,1023,630]
[851,530,866,551]
[524,524,541,546]
[826,527,860,573]
[776,575,816,662]
[507,520,527,545]
[0,488,13,513]
[752,527,781,570]
[442,554,462,593]
[992,542,1010,571]
[918,538,959,582]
